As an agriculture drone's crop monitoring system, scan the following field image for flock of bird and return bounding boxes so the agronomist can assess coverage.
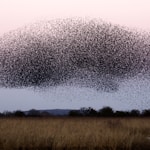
[0,18,150,92]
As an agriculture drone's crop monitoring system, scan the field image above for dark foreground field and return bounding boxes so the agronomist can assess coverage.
[0,117,150,150]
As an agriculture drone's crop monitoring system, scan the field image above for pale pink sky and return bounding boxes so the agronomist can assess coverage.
[0,0,150,35]
[1,0,150,111]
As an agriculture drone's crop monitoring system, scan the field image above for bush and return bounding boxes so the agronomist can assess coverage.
[69,110,82,117]
[142,109,150,117]
[80,107,97,116]
[98,107,114,117]
[27,109,41,117]
[14,110,26,117]
[129,109,140,117]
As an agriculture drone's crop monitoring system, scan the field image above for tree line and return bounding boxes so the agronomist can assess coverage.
[0,107,150,117]
[69,107,150,117]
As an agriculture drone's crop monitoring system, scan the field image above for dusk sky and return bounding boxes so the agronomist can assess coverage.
[0,0,150,35]
[0,0,150,112]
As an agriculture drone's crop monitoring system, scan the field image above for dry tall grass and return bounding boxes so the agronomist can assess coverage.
[0,117,149,150]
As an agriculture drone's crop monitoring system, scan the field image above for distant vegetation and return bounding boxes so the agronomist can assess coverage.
[0,107,150,117]
[69,107,150,117]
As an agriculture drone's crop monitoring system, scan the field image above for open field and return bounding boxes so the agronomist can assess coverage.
[0,117,150,150]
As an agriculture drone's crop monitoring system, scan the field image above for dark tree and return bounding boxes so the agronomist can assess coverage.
[80,107,97,116]
[27,109,41,117]
[98,107,114,117]
[14,110,25,117]
[115,111,130,117]
[129,109,140,117]
[142,109,150,117]
[69,110,82,117]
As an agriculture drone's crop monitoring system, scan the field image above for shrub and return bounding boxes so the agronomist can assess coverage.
[98,106,114,117]
[14,110,26,117]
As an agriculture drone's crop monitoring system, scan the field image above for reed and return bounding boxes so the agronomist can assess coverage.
[0,117,149,150]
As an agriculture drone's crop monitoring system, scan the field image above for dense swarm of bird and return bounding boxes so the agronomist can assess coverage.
[0,18,150,91]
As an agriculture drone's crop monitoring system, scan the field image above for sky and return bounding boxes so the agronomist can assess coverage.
[0,0,150,111]
[1,0,150,35]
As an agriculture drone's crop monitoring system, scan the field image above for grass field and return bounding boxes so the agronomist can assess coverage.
[0,117,150,150]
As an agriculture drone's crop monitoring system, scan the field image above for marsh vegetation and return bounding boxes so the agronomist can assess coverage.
[0,117,149,150]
